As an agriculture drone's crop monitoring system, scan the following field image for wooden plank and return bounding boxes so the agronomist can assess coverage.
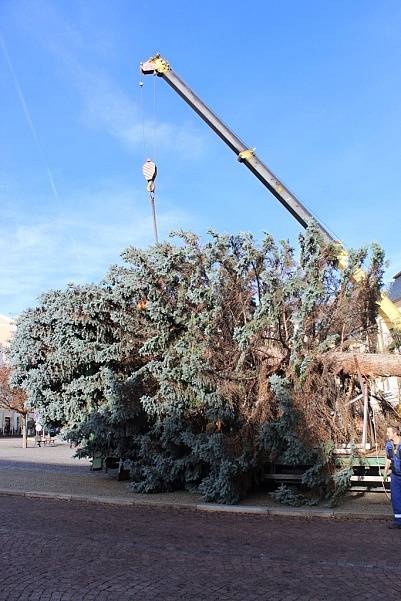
[350,475,389,482]
[264,472,387,483]
[351,486,387,493]
[263,474,302,481]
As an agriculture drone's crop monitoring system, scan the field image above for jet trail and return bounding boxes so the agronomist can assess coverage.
[0,32,59,202]
[0,33,88,278]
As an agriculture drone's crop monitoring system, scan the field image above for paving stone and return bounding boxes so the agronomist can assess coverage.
[0,495,399,600]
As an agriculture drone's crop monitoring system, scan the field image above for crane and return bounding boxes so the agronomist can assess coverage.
[140,54,401,331]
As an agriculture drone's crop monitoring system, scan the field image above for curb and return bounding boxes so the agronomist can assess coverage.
[197,503,267,515]
[0,488,392,520]
[0,488,196,511]
[196,503,391,520]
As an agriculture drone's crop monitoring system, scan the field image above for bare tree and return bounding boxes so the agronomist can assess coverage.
[0,365,28,448]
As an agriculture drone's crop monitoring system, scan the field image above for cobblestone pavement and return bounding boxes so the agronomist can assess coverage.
[0,495,399,601]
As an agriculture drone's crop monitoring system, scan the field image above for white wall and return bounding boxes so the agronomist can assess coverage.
[376,301,401,407]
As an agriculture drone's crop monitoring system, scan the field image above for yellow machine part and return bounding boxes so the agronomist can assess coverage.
[337,248,401,331]
[149,54,170,74]
[238,148,255,162]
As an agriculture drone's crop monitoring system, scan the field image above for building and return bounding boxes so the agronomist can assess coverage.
[0,314,15,364]
[376,271,401,406]
[0,314,20,435]
[389,271,401,310]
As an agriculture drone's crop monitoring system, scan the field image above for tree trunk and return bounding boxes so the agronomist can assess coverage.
[22,414,27,449]
[322,352,401,377]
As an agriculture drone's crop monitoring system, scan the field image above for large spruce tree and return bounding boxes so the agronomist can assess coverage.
[9,225,387,503]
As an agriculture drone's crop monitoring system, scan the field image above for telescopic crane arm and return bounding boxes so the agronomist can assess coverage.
[140,54,401,330]
[141,55,333,243]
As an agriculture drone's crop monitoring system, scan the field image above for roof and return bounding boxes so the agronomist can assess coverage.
[389,273,401,303]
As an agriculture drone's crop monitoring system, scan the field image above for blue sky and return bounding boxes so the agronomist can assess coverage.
[1,0,401,316]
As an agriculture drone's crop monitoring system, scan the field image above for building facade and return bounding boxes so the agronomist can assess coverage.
[389,271,401,309]
[0,314,20,435]
[376,271,401,406]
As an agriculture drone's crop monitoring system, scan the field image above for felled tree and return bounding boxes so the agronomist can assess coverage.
[109,226,386,501]
[9,225,388,503]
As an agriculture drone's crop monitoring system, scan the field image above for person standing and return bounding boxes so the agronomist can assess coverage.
[384,425,401,529]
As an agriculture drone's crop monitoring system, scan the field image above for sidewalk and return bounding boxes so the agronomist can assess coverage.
[0,437,393,519]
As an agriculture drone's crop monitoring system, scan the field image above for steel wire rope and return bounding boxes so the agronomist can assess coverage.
[139,65,147,159]
[139,71,159,244]
[152,73,159,165]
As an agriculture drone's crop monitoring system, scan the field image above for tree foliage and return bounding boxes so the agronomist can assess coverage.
[9,225,386,503]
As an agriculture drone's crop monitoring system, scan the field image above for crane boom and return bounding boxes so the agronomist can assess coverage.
[141,55,334,242]
[140,54,401,330]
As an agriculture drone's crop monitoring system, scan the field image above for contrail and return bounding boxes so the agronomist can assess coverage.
[0,32,88,278]
[0,32,59,202]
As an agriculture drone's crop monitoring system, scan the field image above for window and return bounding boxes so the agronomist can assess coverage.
[4,417,10,434]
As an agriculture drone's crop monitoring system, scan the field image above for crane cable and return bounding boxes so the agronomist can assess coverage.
[139,68,159,244]
[139,65,146,158]
[152,73,158,164]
